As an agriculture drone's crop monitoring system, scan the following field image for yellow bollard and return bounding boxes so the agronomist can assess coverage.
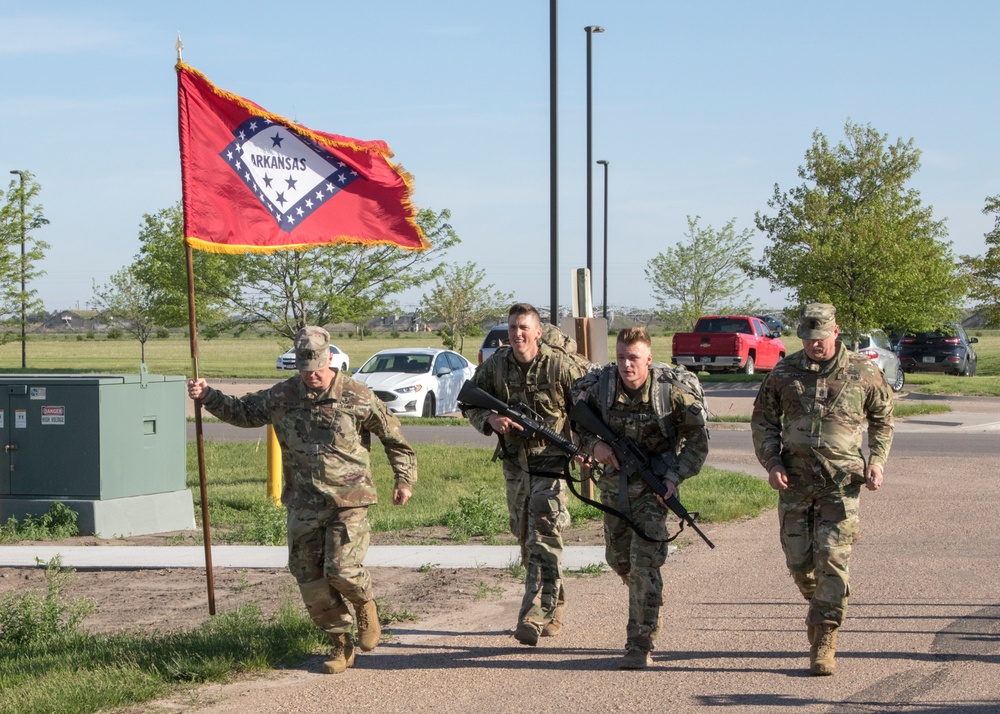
[266,424,282,505]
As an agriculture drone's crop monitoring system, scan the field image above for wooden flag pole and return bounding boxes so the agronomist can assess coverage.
[186,243,216,616]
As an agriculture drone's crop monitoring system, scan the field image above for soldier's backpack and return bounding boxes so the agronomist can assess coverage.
[580,361,710,443]
[492,323,599,404]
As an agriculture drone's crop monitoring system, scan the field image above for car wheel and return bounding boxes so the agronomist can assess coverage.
[891,366,905,393]
[341,362,348,371]
[741,356,755,375]
[421,393,436,418]
[960,359,972,377]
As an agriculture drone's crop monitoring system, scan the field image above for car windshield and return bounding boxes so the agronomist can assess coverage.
[360,353,433,374]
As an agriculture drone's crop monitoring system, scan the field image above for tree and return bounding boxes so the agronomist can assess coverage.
[420,262,513,353]
[0,171,49,352]
[91,266,158,363]
[752,119,964,341]
[130,203,243,330]
[961,195,1000,327]
[225,207,460,340]
[644,216,762,332]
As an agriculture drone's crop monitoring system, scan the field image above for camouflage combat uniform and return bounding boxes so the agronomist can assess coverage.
[464,342,588,630]
[200,372,417,636]
[751,342,893,627]
[574,364,709,655]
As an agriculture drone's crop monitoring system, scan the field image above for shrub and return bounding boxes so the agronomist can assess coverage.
[0,556,96,645]
[444,488,507,542]
[0,502,79,543]
[156,327,170,339]
[107,327,123,340]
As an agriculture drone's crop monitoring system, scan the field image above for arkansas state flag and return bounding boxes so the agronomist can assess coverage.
[176,62,428,253]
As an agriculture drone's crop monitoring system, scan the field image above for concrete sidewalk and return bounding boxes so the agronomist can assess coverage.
[0,544,610,570]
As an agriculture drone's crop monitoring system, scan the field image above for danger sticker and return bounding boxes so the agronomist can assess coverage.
[41,406,65,425]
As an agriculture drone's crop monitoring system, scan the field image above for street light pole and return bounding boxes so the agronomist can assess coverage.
[9,170,25,368]
[596,160,609,319]
[584,25,604,296]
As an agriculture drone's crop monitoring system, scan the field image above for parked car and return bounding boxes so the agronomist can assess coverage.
[897,325,979,376]
[353,348,475,417]
[671,315,786,374]
[842,329,905,393]
[755,314,786,337]
[276,344,350,371]
[478,325,509,364]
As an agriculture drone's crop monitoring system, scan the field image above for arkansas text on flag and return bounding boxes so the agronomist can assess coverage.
[176,62,429,253]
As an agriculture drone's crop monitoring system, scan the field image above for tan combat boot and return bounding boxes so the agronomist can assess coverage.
[810,624,838,676]
[618,646,652,670]
[322,633,355,674]
[513,621,540,646]
[542,603,565,637]
[355,599,381,652]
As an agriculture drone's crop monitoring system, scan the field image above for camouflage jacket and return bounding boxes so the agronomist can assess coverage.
[574,365,709,487]
[751,343,893,485]
[463,343,589,465]
[201,373,416,510]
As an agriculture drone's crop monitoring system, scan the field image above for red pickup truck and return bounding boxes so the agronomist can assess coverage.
[671,315,786,375]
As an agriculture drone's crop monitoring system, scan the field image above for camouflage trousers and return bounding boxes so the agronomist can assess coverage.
[600,471,670,652]
[778,481,862,627]
[286,505,373,636]
[503,458,569,627]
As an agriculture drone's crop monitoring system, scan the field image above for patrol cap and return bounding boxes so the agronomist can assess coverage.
[797,303,837,340]
[293,326,331,371]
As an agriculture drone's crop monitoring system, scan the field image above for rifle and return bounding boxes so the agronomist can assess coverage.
[569,399,715,549]
[459,381,715,548]
[458,381,580,458]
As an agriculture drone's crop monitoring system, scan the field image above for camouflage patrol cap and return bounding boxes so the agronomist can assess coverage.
[797,303,837,340]
[293,326,331,371]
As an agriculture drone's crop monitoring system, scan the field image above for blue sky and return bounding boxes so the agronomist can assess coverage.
[2,1,998,315]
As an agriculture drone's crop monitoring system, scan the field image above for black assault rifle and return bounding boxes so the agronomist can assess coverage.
[569,399,716,549]
[458,381,715,548]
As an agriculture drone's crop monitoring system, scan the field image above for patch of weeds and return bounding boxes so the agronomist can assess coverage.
[375,597,418,626]
[565,562,607,578]
[223,504,286,545]
[0,502,79,543]
[417,563,439,573]
[474,581,504,601]
[505,557,526,582]
[0,556,96,645]
[444,487,507,542]
[231,571,253,593]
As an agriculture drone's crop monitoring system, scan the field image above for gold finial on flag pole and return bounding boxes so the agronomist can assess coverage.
[176,33,183,62]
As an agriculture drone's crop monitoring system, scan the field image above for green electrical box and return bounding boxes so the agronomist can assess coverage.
[0,371,194,536]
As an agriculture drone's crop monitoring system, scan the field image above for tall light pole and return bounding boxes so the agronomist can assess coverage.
[596,160,609,319]
[9,170,26,368]
[584,24,604,297]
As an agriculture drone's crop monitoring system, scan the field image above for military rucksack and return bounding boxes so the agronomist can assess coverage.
[578,361,709,443]
[492,323,599,404]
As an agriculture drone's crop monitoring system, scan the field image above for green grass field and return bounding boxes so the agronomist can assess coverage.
[3,329,998,394]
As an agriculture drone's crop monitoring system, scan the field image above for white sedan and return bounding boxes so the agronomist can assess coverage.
[353,348,474,418]
[275,344,350,372]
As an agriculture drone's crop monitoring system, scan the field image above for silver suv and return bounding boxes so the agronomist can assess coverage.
[842,329,904,393]
[478,326,509,364]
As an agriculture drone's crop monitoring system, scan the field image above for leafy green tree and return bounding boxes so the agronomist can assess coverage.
[91,266,158,363]
[0,171,50,353]
[130,202,243,330]
[229,207,460,340]
[420,261,513,354]
[752,120,964,340]
[645,216,762,332]
[961,195,1000,327]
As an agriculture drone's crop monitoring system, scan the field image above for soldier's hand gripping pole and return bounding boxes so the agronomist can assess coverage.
[569,399,716,549]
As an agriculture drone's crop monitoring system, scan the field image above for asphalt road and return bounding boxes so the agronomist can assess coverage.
[180,387,1000,712]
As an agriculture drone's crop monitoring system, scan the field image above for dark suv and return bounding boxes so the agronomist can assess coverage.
[897,325,978,376]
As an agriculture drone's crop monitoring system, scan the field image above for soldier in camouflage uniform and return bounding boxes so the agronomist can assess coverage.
[187,326,416,675]
[463,303,590,646]
[751,303,893,677]
[573,327,709,670]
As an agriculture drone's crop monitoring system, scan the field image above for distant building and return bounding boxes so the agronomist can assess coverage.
[40,309,99,332]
